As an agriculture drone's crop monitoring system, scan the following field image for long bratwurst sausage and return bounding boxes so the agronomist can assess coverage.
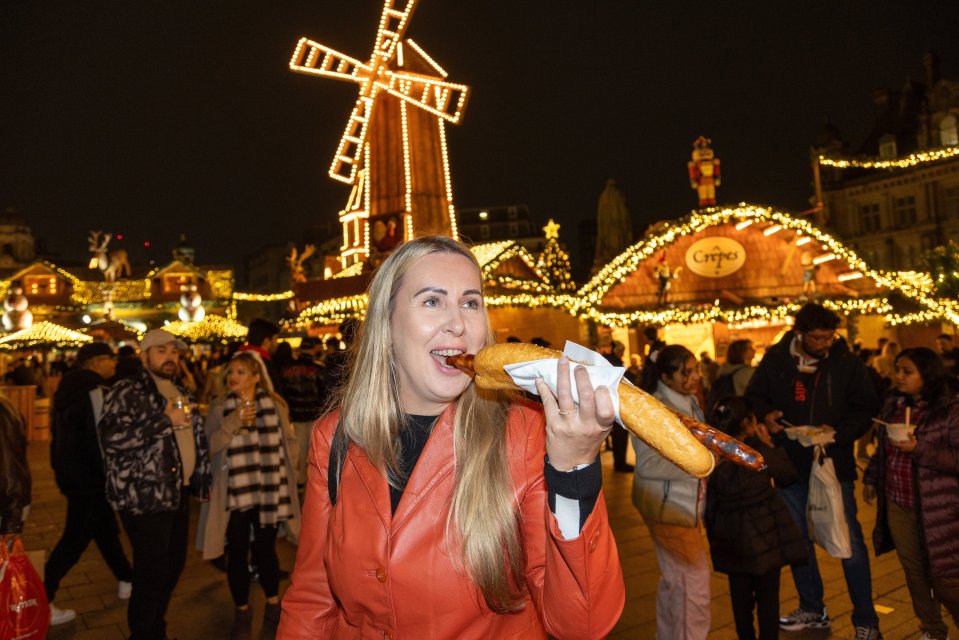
[447,343,765,477]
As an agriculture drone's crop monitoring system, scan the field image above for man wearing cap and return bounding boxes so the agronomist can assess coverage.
[45,342,133,626]
[99,329,211,640]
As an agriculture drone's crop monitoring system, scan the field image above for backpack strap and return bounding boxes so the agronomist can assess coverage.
[327,421,348,505]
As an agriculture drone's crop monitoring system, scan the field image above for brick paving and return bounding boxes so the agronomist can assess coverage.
[19,442,957,639]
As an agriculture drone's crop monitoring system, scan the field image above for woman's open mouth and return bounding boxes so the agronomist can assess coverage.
[431,348,464,369]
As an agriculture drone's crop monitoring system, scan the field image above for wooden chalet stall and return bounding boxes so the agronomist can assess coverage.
[577,204,957,359]
[475,241,585,345]
[0,259,235,331]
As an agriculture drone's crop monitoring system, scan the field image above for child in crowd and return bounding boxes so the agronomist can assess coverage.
[705,396,806,640]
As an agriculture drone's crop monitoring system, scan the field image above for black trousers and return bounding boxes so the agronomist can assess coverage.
[611,423,630,467]
[727,568,781,640]
[44,492,132,601]
[120,489,190,640]
[225,507,279,606]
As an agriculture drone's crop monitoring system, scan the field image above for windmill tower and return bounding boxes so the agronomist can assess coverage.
[290,0,470,268]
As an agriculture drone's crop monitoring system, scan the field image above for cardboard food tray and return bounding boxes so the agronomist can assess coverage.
[784,426,835,447]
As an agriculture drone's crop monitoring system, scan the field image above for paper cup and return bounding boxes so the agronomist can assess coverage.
[886,423,916,443]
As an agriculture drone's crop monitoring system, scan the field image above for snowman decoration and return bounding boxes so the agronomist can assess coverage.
[178,283,205,322]
[2,281,33,332]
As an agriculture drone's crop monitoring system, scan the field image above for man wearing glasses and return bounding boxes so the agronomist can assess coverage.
[46,342,133,626]
[746,303,882,639]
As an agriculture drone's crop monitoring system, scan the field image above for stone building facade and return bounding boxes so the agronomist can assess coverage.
[814,51,959,271]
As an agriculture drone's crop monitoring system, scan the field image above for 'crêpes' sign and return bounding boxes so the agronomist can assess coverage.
[684,237,746,278]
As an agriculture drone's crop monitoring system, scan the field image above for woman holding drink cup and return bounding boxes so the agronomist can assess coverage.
[198,351,301,639]
[863,347,959,639]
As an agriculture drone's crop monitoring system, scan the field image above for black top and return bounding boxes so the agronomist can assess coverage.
[388,413,603,530]
[391,414,438,514]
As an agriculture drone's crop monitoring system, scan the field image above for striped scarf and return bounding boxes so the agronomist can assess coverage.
[224,389,292,525]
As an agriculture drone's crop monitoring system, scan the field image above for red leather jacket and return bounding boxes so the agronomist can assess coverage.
[278,402,625,639]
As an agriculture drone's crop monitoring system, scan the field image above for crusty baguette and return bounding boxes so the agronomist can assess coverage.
[450,343,717,478]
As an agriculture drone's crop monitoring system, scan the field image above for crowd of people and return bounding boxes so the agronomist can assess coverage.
[1,236,957,640]
[1,318,354,639]
[628,304,959,640]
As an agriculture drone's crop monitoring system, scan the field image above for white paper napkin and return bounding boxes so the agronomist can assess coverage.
[503,340,627,424]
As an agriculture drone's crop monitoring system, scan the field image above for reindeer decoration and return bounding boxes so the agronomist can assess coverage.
[287,244,316,284]
[88,231,132,283]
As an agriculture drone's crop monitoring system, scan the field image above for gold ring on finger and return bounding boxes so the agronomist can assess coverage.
[558,407,578,416]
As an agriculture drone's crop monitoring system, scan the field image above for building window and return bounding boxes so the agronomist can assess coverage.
[507,207,518,220]
[480,224,489,239]
[941,115,958,147]
[508,222,519,236]
[893,196,917,228]
[943,185,959,219]
[162,274,194,294]
[25,276,58,296]
[859,203,881,233]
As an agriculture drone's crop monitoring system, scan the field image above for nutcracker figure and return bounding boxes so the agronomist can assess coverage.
[687,136,721,207]
[653,253,682,306]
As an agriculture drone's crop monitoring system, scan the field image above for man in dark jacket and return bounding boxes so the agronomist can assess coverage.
[99,329,212,640]
[745,303,881,638]
[45,342,133,626]
[278,337,326,486]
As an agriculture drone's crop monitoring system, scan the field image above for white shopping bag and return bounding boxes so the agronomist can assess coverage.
[806,445,852,559]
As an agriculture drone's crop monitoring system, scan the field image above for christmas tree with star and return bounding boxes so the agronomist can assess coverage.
[537,219,577,292]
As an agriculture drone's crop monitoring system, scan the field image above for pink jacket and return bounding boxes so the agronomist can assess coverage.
[278,401,625,639]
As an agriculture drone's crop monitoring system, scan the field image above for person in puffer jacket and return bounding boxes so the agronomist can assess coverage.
[705,396,806,640]
[863,347,959,640]
[99,329,211,640]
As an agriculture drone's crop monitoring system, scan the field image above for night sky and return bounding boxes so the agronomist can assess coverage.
[2,1,958,275]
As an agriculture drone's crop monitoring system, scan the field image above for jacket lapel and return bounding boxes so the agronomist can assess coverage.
[347,446,393,533]
[390,404,456,534]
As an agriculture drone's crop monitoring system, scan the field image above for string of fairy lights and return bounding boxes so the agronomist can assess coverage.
[290,205,959,328]
[0,321,93,349]
[165,314,248,344]
[0,205,952,334]
[818,145,959,170]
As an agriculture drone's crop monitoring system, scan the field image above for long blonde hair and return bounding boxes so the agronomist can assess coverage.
[337,236,525,612]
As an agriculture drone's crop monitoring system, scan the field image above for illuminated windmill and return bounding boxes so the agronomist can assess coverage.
[290,0,470,267]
